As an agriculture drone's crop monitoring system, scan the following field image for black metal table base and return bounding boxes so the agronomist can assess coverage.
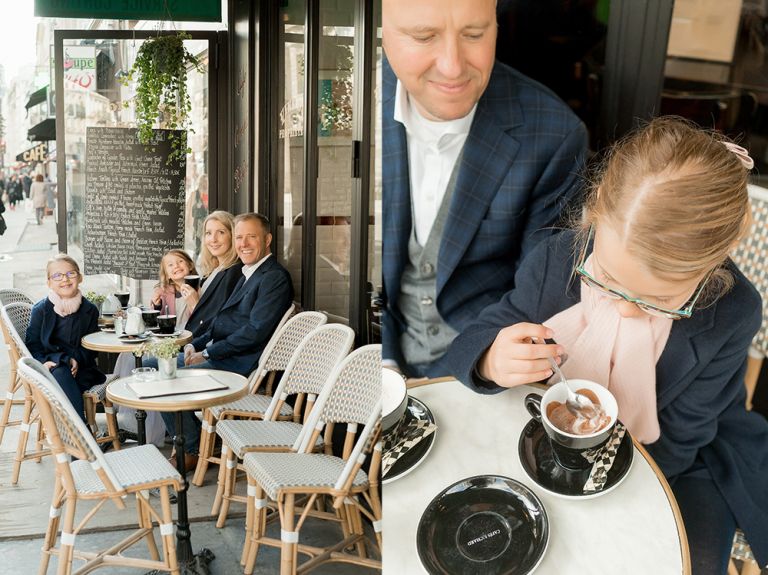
[145,548,215,575]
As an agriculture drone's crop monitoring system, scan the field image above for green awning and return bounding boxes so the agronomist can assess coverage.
[28,118,55,142]
[25,86,47,110]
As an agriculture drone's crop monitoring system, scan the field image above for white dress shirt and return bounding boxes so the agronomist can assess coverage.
[241,253,272,282]
[393,80,477,245]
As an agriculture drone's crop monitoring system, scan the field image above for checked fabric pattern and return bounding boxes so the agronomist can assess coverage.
[731,186,768,356]
[319,346,381,425]
[261,311,326,371]
[0,289,33,306]
[382,417,436,478]
[581,421,626,494]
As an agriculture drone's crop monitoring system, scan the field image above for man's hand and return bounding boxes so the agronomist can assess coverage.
[69,358,79,377]
[185,351,206,366]
[477,323,563,388]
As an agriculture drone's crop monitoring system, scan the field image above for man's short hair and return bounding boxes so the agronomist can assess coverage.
[234,212,271,234]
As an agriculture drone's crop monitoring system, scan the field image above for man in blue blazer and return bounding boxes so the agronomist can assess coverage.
[382,0,588,378]
[163,213,293,464]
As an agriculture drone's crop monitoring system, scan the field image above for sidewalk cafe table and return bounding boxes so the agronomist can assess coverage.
[382,379,691,574]
[107,368,249,574]
[81,329,193,444]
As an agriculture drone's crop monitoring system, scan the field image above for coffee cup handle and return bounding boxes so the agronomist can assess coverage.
[525,393,543,422]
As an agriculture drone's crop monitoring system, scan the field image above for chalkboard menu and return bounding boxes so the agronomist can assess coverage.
[84,127,185,280]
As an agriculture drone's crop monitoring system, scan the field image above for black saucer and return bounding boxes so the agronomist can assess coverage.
[382,397,435,484]
[518,418,633,499]
[417,475,548,575]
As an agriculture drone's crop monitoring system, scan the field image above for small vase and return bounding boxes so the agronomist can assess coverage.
[158,357,177,379]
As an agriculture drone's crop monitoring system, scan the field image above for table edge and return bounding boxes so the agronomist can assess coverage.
[408,377,692,575]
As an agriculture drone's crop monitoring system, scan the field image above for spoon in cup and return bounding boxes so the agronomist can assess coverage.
[535,338,604,421]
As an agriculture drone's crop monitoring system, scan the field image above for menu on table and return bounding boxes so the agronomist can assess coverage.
[128,374,229,399]
[83,127,185,280]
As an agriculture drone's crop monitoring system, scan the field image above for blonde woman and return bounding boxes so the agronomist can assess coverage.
[448,117,768,572]
[183,210,242,337]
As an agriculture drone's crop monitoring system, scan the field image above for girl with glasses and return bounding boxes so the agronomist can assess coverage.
[448,117,768,573]
[25,254,105,423]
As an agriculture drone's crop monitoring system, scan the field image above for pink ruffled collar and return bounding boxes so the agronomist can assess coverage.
[48,290,83,317]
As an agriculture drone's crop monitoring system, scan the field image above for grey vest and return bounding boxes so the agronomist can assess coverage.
[398,162,460,368]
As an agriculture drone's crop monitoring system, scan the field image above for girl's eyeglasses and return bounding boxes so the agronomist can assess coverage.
[49,270,79,282]
[574,227,711,320]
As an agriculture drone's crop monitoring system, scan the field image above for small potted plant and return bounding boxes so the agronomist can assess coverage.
[135,338,180,379]
[84,291,106,315]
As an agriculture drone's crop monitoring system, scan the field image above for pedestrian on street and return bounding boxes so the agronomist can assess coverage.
[30,174,47,224]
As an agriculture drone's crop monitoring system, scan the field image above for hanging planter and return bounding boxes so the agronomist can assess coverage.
[122,32,201,163]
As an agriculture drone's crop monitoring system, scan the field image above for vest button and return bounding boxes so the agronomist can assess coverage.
[420,296,433,306]
[421,262,434,275]
[427,325,439,336]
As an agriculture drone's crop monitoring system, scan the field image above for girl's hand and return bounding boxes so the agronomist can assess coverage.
[477,323,564,388]
[151,286,164,307]
[43,361,56,371]
[179,283,200,310]
[69,358,79,377]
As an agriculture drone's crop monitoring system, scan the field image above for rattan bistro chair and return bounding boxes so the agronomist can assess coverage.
[192,308,327,486]
[241,344,382,575]
[17,357,182,575]
[213,324,355,527]
[0,302,51,484]
[0,289,34,432]
[0,301,34,445]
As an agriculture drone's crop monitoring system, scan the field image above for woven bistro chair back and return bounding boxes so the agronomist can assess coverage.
[0,288,34,306]
[249,308,326,394]
[264,323,356,422]
[2,302,32,354]
[0,303,34,450]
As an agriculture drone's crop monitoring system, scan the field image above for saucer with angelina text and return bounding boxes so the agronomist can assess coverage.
[518,418,633,499]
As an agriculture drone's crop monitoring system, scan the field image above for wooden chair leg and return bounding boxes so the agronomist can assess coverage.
[281,494,297,575]
[12,392,35,485]
[216,448,238,528]
[244,483,267,575]
[57,497,77,575]
[0,373,21,444]
[744,351,763,410]
[211,444,228,516]
[83,395,98,436]
[34,411,45,462]
[136,492,160,561]
[743,560,763,575]
[103,400,121,450]
[159,486,180,575]
[39,480,64,575]
[192,411,214,486]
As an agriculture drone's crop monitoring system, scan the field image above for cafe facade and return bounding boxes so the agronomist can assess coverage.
[43,0,380,345]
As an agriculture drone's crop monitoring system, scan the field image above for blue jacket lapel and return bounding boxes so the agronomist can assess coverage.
[437,68,523,294]
[382,57,412,308]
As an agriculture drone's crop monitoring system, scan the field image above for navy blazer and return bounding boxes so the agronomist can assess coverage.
[26,297,106,388]
[186,261,244,338]
[382,57,588,376]
[447,231,768,564]
[190,256,293,376]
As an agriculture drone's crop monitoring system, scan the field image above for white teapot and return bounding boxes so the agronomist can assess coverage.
[124,307,145,335]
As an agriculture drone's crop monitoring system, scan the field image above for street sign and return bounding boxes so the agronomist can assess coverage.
[15,143,48,163]
[34,0,221,22]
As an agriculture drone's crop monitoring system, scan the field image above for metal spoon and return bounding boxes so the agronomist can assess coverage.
[535,338,602,420]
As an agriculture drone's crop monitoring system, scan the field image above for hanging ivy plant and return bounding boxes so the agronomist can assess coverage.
[122,32,201,163]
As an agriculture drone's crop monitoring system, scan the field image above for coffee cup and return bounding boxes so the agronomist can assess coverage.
[524,379,618,470]
[184,275,201,290]
[382,368,408,440]
[114,291,130,308]
[157,314,177,334]
[141,308,160,328]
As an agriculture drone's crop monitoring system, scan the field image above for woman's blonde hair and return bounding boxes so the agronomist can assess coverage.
[198,210,239,276]
[158,249,197,289]
[579,116,752,305]
[46,253,81,277]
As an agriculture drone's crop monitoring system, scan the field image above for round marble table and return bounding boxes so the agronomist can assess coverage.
[107,369,248,574]
[382,379,691,574]
[82,329,193,444]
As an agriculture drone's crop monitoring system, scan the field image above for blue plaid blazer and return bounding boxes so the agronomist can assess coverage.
[382,57,588,376]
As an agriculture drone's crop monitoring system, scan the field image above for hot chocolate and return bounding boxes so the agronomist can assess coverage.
[545,389,611,435]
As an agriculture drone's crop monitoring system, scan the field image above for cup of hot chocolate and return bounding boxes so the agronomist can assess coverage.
[184,275,201,290]
[524,379,618,470]
[157,314,177,334]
